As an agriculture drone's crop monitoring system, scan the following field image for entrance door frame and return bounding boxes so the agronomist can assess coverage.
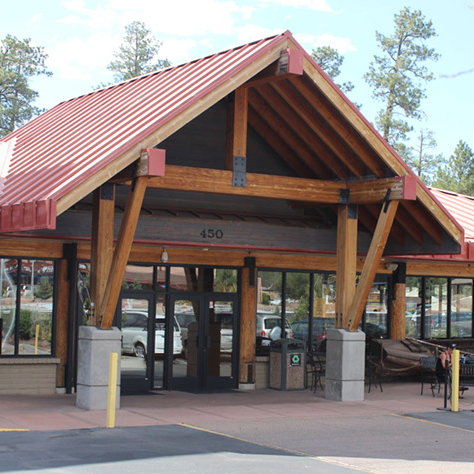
[116,290,156,392]
[168,292,240,391]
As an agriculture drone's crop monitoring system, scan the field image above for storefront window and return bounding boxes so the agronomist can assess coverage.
[406,277,422,338]
[425,277,448,338]
[123,264,153,290]
[451,278,472,338]
[0,259,55,356]
[257,271,281,315]
[364,279,388,339]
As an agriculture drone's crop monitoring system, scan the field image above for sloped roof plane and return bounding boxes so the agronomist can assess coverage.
[0,30,464,256]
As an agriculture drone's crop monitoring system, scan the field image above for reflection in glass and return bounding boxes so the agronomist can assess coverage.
[0,258,18,355]
[363,279,388,339]
[424,277,448,338]
[123,265,153,290]
[406,277,422,338]
[451,278,472,338]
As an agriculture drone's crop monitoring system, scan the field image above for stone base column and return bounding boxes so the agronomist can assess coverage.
[76,326,121,410]
[325,329,365,401]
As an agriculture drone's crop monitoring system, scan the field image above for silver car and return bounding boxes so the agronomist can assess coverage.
[121,311,183,357]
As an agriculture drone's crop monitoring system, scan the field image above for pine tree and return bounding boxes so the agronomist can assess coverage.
[311,46,354,94]
[432,140,474,196]
[0,35,51,137]
[108,21,170,82]
[364,8,439,155]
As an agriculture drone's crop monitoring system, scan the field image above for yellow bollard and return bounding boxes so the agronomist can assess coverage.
[451,349,460,412]
[34,324,39,355]
[106,352,118,428]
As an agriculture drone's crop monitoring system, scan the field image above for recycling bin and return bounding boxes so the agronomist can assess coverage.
[269,338,306,390]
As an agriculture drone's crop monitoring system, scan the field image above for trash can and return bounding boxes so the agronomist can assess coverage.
[269,338,306,390]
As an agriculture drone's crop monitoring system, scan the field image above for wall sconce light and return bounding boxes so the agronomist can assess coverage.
[161,248,169,263]
[385,262,398,272]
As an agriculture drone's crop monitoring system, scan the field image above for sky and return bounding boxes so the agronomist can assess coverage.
[1,0,473,161]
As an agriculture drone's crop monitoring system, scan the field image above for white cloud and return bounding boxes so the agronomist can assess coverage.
[296,33,357,53]
[60,0,254,37]
[47,32,119,80]
[235,24,281,45]
[257,0,337,13]
[160,38,197,66]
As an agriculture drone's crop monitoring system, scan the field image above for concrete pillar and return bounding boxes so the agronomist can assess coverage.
[76,326,121,410]
[325,328,365,401]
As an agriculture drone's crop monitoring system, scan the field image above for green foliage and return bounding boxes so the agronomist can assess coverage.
[215,269,237,292]
[108,21,170,82]
[0,35,51,137]
[19,309,32,339]
[285,273,310,300]
[405,129,443,185]
[261,292,271,305]
[364,7,439,151]
[34,276,53,299]
[432,140,474,196]
[311,46,354,95]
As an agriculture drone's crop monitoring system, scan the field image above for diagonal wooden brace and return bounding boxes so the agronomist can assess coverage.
[346,200,400,331]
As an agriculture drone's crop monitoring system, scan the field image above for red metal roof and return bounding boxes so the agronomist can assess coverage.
[0,31,291,232]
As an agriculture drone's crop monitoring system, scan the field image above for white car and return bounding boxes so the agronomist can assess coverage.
[121,311,183,357]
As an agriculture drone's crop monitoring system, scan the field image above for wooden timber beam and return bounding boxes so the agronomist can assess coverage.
[225,88,248,170]
[90,184,115,326]
[134,165,417,205]
[248,88,338,179]
[335,204,358,328]
[99,177,147,329]
[346,200,399,330]
[267,81,368,177]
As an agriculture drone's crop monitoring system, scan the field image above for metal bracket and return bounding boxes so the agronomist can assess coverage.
[100,183,115,201]
[339,188,350,204]
[233,156,246,187]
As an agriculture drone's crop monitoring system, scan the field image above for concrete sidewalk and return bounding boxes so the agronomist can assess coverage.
[0,382,466,432]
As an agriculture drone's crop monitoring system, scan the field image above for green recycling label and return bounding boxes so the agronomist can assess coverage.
[290,353,301,366]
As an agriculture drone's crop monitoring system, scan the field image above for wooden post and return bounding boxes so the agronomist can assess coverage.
[90,184,115,326]
[391,263,407,340]
[55,259,69,388]
[336,204,358,328]
[99,177,147,329]
[239,264,257,385]
[233,87,248,159]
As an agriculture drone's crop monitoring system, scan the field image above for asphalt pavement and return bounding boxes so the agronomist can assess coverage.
[1,383,474,473]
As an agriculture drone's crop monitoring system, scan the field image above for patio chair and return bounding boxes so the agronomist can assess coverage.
[420,355,439,397]
[307,352,325,392]
[366,355,383,393]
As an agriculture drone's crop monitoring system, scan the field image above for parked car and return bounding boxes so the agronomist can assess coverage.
[291,318,335,342]
[256,312,293,340]
[121,311,183,357]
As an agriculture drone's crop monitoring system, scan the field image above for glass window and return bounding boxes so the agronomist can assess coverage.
[170,267,214,292]
[406,277,422,338]
[425,277,448,338]
[363,279,388,339]
[123,264,153,290]
[1,259,55,356]
[451,278,472,338]
[214,269,237,293]
[257,271,281,315]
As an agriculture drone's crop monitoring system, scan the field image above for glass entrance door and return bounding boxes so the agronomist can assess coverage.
[171,294,238,391]
[118,294,154,393]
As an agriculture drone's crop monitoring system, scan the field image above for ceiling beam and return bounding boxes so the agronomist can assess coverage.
[130,164,418,205]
